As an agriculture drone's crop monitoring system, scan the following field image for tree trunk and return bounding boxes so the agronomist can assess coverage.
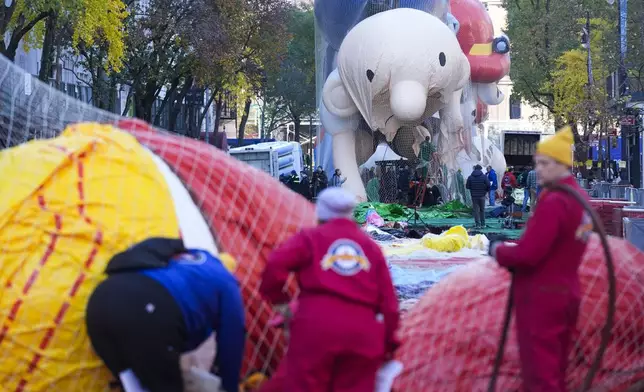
[237,98,252,143]
[198,88,218,136]
[154,76,180,125]
[3,11,50,61]
[38,13,57,82]
[168,75,194,133]
[134,89,154,122]
[134,80,161,122]
[293,117,301,144]
[121,86,134,116]
[213,93,224,137]
[96,63,110,109]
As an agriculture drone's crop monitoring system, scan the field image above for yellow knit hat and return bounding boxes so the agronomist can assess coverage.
[536,126,574,167]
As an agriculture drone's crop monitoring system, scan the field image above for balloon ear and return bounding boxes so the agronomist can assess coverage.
[322,69,358,118]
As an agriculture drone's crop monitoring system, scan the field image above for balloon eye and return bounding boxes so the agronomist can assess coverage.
[366,69,375,82]
[439,52,446,67]
[493,36,510,54]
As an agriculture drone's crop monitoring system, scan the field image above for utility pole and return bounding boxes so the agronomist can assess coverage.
[582,12,596,175]
[261,98,266,140]
[617,0,628,97]
[617,0,630,183]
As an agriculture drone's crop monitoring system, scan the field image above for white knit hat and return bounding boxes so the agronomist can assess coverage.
[316,187,357,221]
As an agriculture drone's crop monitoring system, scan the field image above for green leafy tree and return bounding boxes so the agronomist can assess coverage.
[0,0,126,71]
[118,0,225,132]
[550,18,615,142]
[264,4,316,143]
[211,0,290,141]
[504,0,616,127]
[625,0,644,92]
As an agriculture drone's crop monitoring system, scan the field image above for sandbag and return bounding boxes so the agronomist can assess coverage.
[394,236,644,391]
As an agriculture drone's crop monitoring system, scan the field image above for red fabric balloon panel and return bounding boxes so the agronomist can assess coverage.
[394,235,644,392]
[450,0,510,84]
[476,99,488,124]
[118,119,316,376]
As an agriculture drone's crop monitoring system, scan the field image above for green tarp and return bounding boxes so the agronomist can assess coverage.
[354,200,473,224]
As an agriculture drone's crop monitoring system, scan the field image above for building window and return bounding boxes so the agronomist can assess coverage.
[509,97,521,120]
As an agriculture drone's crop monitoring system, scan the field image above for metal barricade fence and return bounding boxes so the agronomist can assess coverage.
[589,182,634,200]
[625,188,644,207]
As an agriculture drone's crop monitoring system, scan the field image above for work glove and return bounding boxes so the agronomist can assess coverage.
[183,367,222,392]
[375,360,404,392]
[487,233,510,258]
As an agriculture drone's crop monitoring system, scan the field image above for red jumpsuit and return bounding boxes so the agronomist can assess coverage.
[260,218,400,392]
[502,171,518,189]
[495,175,591,392]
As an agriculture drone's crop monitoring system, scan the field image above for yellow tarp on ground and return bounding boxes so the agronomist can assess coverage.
[421,225,470,252]
[384,226,488,256]
[0,124,180,391]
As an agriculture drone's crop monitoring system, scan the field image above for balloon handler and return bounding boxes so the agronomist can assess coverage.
[488,127,592,392]
[85,238,246,392]
[259,187,401,392]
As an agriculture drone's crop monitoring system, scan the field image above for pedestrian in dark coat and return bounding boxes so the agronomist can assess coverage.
[466,164,490,228]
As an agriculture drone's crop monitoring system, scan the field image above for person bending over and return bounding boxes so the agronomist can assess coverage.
[85,238,245,392]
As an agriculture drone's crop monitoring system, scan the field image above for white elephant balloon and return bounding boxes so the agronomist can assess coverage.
[320,8,471,201]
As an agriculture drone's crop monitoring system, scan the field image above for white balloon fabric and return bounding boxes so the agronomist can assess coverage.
[321,8,471,199]
[360,143,406,171]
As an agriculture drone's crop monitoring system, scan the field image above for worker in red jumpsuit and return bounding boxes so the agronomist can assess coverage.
[502,168,518,197]
[489,126,592,392]
[259,187,400,392]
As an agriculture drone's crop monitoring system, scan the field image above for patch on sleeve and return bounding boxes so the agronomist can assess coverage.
[575,212,594,242]
[321,239,371,276]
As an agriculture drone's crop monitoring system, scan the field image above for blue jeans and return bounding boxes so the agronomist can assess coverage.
[489,190,496,206]
[522,188,530,211]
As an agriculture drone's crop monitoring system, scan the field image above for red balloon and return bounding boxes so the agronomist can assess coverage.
[123,125,316,376]
[451,0,510,84]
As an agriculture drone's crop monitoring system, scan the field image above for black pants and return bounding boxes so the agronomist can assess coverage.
[472,196,486,226]
[86,272,187,392]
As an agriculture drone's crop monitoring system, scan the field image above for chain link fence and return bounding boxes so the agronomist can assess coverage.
[360,157,450,206]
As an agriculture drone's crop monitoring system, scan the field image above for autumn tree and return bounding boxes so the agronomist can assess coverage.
[624,0,644,92]
[211,0,290,141]
[504,0,616,127]
[550,18,616,161]
[0,0,126,75]
[263,4,316,143]
[117,0,226,133]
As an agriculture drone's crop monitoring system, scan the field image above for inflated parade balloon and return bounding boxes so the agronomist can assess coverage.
[314,0,451,51]
[450,0,510,83]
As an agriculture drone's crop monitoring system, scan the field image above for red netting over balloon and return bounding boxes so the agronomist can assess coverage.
[119,119,315,375]
[394,235,644,391]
